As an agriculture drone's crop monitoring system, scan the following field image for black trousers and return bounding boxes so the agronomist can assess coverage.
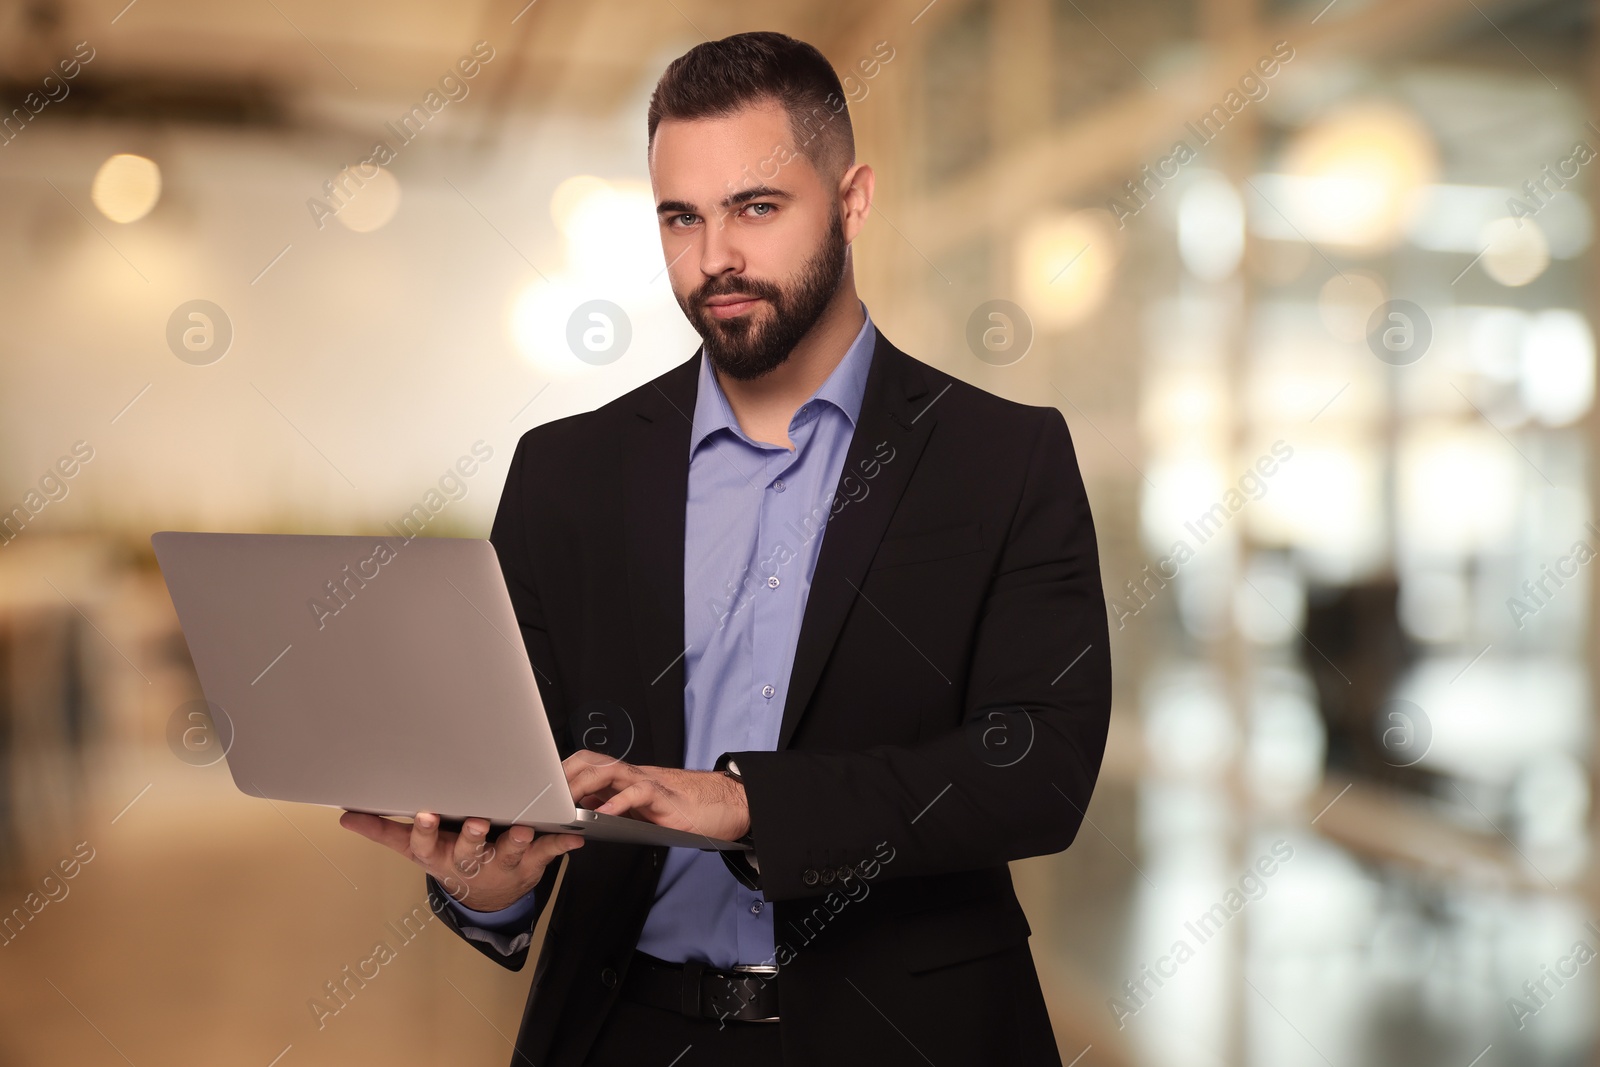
[581,994,783,1066]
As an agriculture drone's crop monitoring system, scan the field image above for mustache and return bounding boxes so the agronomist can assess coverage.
[692,274,784,306]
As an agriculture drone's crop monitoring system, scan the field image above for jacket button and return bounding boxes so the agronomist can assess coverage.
[837,866,854,883]
[600,967,618,988]
[820,868,836,885]
[801,868,820,886]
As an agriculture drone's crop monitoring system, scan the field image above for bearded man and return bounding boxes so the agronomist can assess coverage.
[343,30,1111,1067]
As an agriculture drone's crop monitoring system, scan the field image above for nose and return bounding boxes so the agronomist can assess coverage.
[696,207,745,280]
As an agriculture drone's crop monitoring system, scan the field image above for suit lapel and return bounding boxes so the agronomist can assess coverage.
[622,333,940,765]
[776,332,938,750]
[622,352,699,770]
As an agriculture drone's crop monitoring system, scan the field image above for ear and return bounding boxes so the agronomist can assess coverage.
[838,162,874,243]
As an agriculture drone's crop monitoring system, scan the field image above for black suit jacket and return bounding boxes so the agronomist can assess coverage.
[426,329,1112,1066]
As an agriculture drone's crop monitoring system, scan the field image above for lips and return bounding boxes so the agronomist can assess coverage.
[704,295,762,320]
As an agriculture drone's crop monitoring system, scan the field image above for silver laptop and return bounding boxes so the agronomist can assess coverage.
[151,531,749,851]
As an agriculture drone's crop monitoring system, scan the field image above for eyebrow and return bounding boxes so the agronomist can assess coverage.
[655,185,796,216]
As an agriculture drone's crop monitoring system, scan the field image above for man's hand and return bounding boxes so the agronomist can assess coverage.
[564,750,750,843]
[339,811,584,912]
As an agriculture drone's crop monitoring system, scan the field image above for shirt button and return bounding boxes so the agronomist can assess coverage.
[761,684,775,699]
[773,480,786,493]
[767,576,780,589]
[750,901,764,915]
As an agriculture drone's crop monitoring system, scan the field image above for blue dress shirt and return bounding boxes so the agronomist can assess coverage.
[449,307,877,968]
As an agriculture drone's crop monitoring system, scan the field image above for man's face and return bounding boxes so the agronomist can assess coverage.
[650,100,849,381]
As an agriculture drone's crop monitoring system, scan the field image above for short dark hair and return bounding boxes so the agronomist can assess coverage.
[647,31,855,179]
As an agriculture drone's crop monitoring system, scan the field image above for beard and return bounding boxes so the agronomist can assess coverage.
[678,210,848,382]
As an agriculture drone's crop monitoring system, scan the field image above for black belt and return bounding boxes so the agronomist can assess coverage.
[621,950,780,1023]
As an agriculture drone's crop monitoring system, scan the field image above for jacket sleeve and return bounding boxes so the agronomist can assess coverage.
[441,886,541,957]
[426,861,563,971]
[426,432,571,967]
[724,408,1112,902]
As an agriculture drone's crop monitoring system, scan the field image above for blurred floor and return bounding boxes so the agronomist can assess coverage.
[0,742,539,1066]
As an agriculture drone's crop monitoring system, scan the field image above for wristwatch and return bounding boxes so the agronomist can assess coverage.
[716,755,756,849]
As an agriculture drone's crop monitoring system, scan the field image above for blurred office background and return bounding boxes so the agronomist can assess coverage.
[0,0,1595,1063]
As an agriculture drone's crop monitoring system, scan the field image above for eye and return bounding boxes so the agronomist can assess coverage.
[666,213,699,229]
[744,202,775,218]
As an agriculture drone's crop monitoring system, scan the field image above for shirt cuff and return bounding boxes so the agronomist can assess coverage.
[448,888,540,929]
[446,889,539,957]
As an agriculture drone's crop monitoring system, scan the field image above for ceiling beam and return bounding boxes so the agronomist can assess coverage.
[904,0,1556,257]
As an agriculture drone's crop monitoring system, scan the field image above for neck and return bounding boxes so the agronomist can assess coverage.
[713,263,864,449]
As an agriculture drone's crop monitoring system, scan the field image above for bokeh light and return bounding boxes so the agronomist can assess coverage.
[1520,309,1595,426]
[1177,172,1245,281]
[90,153,162,223]
[1014,209,1119,330]
[335,166,403,233]
[1479,215,1551,287]
[550,174,612,232]
[1284,102,1437,251]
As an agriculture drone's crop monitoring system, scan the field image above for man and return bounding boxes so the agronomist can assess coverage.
[342,30,1111,1067]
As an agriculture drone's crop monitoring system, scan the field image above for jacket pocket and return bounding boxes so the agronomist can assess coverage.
[896,893,1032,973]
[870,522,984,571]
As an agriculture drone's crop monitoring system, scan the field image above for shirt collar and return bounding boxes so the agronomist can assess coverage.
[690,303,877,454]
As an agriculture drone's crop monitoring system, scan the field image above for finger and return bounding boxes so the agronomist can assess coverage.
[408,812,445,861]
[574,775,623,805]
[493,825,535,869]
[563,758,636,809]
[560,751,589,780]
[597,780,662,821]
[406,812,438,857]
[340,811,414,855]
[523,833,584,872]
[562,754,599,793]
[451,818,496,874]
[563,752,634,797]
[562,748,615,773]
